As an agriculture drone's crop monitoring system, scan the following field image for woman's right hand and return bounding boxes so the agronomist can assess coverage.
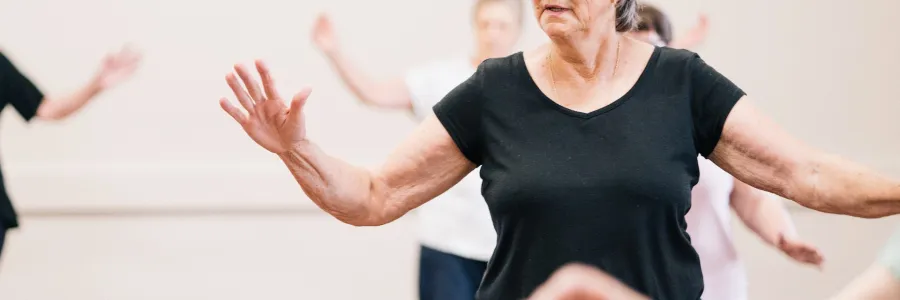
[220,60,310,154]
[311,14,339,55]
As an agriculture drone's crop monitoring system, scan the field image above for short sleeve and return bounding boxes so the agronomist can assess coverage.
[432,64,485,165]
[0,52,44,121]
[878,226,900,280]
[690,54,745,158]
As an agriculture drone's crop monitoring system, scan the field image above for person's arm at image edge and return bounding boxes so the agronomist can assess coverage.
[830,228,900,300]
[311,14,412,109]
[1,49,140,121]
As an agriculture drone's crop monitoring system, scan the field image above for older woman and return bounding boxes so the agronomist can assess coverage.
[219,0,900,299]
[0,47,141,258]
[307,1,522,299]
[628,5,823,300]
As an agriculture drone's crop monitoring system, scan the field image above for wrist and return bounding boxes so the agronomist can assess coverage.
[323,48,342,61]
[276,140,314,160]
[87,76,107,95]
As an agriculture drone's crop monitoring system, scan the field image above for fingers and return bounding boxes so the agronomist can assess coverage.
[288,87,312,124]
[315,13,331,30]
[234,64,265,104]
[780,238,825,267]
[799,246,824,266]
[226,73,255,112]
[220,98,248,124]
[256,60,280,101]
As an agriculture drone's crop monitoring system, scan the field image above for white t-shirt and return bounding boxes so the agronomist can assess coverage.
[405,58,496,262]
[686,157,748,300]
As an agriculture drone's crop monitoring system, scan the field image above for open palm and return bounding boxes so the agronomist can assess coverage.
[219,60,310,154]
[311,13,338,53]
[94,45,142,89]
[778,234,825,268]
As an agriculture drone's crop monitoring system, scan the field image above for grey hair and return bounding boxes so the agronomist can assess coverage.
[615,0,639,32]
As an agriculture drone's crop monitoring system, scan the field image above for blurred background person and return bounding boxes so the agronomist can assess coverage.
[0,47,141,260]
[628,4,709,48]
[629,5,824,300]
[309,0,523,299]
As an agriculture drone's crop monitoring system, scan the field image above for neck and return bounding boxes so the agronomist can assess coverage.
[549,31,622,80]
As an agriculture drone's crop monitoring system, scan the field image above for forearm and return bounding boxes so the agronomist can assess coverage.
[36,79,103,120]
[323,50,405,108]
[737,195,797,245]
[789,152,900,218]
[830,266,900,300]
[278,141,389,226]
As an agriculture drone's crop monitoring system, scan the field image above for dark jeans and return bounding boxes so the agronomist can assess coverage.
[419,245,488,300]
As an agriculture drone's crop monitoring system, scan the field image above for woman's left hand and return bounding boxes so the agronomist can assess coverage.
[778,234,825,267]
[92,45,142,89]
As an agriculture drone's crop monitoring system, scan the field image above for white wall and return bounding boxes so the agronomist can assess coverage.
[0,0,898,299]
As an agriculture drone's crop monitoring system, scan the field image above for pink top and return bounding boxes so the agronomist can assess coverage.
[686,158,748,300]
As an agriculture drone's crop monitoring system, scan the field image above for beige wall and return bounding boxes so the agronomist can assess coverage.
[0,0,897,299]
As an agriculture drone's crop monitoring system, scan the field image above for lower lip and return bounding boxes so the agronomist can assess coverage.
[544,8,570,16]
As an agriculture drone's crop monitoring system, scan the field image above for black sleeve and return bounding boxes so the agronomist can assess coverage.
[0,52,45,121]
[432,63,486,165]
[690,54,746,158]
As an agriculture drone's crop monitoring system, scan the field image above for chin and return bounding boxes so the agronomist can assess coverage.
[542,24,572,39]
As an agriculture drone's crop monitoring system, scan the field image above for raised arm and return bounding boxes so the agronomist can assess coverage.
[710,98,900,218]
[1,47,140,121]
[667,14,709,50]
[219,60,474,226]
[311,14,412,109]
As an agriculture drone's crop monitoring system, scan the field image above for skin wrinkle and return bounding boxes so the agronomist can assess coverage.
[280,143,371,224]
[712,100,900,218]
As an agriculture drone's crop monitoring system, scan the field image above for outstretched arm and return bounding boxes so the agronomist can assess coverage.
[220,61,475,227]
[0,47,141,121]
[311,14,412,109]
[279,115,475,226]
[35,80,105,120]
[711,98,900,218]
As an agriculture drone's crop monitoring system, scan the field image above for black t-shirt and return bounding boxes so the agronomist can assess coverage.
[433,47,745,300]
[0,52,45,229]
